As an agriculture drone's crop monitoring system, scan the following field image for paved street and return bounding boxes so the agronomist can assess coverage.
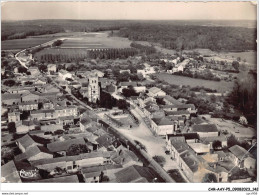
[98,105,190,182]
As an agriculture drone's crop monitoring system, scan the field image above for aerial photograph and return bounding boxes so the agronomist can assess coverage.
[1,1,257,184]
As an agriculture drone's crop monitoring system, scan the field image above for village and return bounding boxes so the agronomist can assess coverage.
[1,43,257,184]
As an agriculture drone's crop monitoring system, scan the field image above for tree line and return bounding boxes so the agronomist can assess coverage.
[118,24,256,51]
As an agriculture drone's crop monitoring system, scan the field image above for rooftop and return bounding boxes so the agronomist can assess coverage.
[115,165,155,183]
[229,145,254,160]
[47,138,86,153]
[14,145,52,161]
[192,124,218,133]
[34,175,79,183]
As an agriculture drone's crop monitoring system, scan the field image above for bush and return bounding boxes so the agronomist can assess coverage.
[153,155,166,167]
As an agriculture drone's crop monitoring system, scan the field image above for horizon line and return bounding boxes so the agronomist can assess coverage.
[2,19,257,22]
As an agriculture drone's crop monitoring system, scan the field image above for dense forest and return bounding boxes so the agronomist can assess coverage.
[2,20,256,52]
[118,24,257,51]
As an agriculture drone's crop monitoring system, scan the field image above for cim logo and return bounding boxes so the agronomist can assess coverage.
[19,169,38,179]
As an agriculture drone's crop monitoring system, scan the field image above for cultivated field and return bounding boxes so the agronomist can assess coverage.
[155,73,234,93]
[60,32,132,49]
[1,37,55,50]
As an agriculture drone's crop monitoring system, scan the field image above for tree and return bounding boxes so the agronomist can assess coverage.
[202,173,217,183]
[3,79,16,87]
[18,66,28,74]
[66,144,90,156]
[116,99,128,110]
[227,135,239,148]
[212,140,222,150]
[24,81,33,85]
[39,65,47,73]
[20,111,30,120]
[153,155,166,167]
[232,61,239,71]
[7,122,16,133]
[156,98,166,105]
[122,86,138,97]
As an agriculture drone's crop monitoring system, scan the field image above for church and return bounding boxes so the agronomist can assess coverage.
[79,74,100,103]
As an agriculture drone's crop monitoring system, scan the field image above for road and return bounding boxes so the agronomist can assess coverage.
[15,37,68,69]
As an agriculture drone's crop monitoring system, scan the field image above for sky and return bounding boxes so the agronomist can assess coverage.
[1,1,257,21]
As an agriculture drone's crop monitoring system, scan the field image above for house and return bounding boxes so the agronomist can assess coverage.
[118,82,138,93]
[58,70,73,80]
[111,146,143,167]
[37,84,60,93]
[18,101,38,111]
[16,120,40,134]
[137,67,156,78]
[80,118,93,132]
[34,77,47,85]
[143,102,163,119]
[7,86,35,94]
[30,151,112,171]
[14,145,53,162]
[99,78,116,89]
[192,124,219,138]
[200,135,228,149]
[119,69,131,74]
[151,117,175,136]
[2,94,21,105]
[96,134,116,150]
[105,84,117,93]
[165,110,191,119]
[47,138,86,155]
[187,143,210,155]
[163,95,182,105]
[8,112,20,123]
[30,109,56,121]
[166,133,199,144]
[114,165,156,183]
[1,160,22,183]
[28,67,40,76]
[16,134,42,153]
[147,87,166,97]
[21,92,40,102]
[47,64,57,73]
[161,104,196,113]
[214,151,227,162]
[34,175,79,183]
[81,164,123,183]
[228,145,256,170]
[55,106,78,118]
[169,137,218,182]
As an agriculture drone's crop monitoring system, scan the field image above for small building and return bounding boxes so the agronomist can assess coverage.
[14,145,53,162]
[28,67,40,76]
[151,117,175,136]
[229,145,256,170]
[34,175,79,183]
[8,112,20,123]
[1,161,22,183]
[115,165,156,183]
[58,70,73,80]
[192,124,219,138]
[18,101,38,111]
[16,120,40,134]
[16,134,42,153]
[148,87,166,97]
[47,64,57,73]
[2,94,21,105]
